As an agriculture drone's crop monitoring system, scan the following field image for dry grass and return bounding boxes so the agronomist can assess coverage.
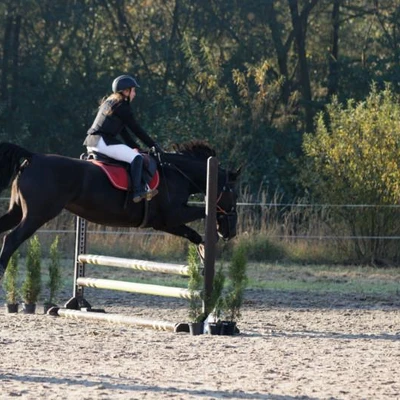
[2,187,400,266]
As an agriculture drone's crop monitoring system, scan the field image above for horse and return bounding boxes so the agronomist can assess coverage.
[0,141,239,279]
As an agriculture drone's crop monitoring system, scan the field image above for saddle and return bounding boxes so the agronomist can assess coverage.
[86,151,160,192]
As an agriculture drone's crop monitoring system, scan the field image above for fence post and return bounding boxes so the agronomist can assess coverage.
[203,156,218,315]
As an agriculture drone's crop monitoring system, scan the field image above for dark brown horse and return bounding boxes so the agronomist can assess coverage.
[0,141,239,279]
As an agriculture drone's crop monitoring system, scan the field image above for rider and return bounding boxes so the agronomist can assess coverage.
[84,74,162,202]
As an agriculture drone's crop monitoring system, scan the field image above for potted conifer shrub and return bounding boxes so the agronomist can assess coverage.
[187,244,204,335]
[206,266,225,335]
[44,236,62,313]
[221,243,248,335]
[3,251,20,313]
[21,235,42,314]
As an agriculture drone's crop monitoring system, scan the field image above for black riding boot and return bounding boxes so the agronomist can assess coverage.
[130,156,147,203]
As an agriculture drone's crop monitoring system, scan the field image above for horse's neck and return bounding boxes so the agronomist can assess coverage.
[165,154,208,190]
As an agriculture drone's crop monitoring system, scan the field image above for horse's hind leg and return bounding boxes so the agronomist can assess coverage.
[0,182,23,235]
[0,204,22,235]
[0,216,46,280]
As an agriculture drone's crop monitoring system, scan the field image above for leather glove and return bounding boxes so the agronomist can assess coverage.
[153,143,164,154]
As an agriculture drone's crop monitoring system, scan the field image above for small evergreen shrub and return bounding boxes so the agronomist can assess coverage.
[208,265,225,320]
[21,236,42,304]
[223,243,248,321]
[187,244,204,323]
[3,251,20,304]
[47,236,62,305]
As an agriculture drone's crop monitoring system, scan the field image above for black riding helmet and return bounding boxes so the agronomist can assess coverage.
[112,75,140,93]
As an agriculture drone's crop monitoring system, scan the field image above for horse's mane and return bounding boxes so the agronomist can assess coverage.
[171,140,216,160]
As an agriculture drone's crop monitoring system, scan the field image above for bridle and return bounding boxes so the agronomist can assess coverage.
[164,159,237,209]
[159,157,237,239]
[216,183,236,215]
[215,175,238,240]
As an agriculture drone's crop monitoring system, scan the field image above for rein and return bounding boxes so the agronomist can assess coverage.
[169,163,204,195]
[216,172,236,215]
[166,160,233,216]
[216,192,228,215]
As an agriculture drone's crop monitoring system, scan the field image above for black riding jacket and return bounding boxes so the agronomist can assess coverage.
[84,97,155,150]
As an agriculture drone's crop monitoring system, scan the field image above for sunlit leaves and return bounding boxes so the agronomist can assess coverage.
[302,84,400,205]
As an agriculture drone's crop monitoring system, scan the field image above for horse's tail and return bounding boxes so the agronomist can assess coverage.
[0,142,33,193]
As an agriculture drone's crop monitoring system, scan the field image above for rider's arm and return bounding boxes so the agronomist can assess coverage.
[115,102,156,149]
[120,128,140,149]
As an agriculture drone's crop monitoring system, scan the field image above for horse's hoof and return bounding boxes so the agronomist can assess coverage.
[196,243,205,264]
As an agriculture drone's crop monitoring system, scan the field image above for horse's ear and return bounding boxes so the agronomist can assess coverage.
[235,165,243,177]
[229,165,243,181]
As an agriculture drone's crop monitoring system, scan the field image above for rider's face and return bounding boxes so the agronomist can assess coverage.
[129,87,136,102]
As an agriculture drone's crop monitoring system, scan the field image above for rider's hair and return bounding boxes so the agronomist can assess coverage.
[98,92,126,115]
[106,92,126,103]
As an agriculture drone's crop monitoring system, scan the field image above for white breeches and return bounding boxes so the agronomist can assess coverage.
[87,137,141,163]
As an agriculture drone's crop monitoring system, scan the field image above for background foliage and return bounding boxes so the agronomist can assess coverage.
[21,235,42,304]
[2,1,400,197]
[301,85,400,263]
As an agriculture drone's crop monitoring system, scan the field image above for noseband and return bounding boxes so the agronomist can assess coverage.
[216,178,237,240]
[216,187,236,215]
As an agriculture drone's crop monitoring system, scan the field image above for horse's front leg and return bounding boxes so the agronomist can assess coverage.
[157,224,218,265]
[159,224,203,245]
[151,205,210,263]
[162,205,205,226]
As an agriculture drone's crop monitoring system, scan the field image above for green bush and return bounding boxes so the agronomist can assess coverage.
[301,84,400,264]
[207,265,225,319]
[21,236,42,304]
[3,251,19,304]
[187,244,204,323]
[47,236,62,305]
[223,243,248,322]
[237,235,287,262]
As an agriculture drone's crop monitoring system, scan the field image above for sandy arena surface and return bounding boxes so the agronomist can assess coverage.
[1,288,399,400]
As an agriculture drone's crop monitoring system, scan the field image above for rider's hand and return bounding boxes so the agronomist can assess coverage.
[153,143,164,154]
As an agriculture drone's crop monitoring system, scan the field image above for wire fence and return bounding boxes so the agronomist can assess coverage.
[2,197,400,263]
[2,198,400,240]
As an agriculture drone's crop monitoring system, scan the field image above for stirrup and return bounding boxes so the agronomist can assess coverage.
[133,191,147,203]
[145,188,158,201]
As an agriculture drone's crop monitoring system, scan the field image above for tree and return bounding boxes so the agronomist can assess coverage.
[2,1,400,198]
[327,0,341,98]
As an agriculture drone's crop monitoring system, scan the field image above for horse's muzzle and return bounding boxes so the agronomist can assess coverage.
[217,213,237,241]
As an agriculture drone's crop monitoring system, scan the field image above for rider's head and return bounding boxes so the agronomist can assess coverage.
[112,75,140,102]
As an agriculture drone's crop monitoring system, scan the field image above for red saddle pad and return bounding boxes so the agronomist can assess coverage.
[90,160,159,191]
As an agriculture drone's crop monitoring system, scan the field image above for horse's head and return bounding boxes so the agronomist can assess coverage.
[169,140,241,241]
[216,168,241,241]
